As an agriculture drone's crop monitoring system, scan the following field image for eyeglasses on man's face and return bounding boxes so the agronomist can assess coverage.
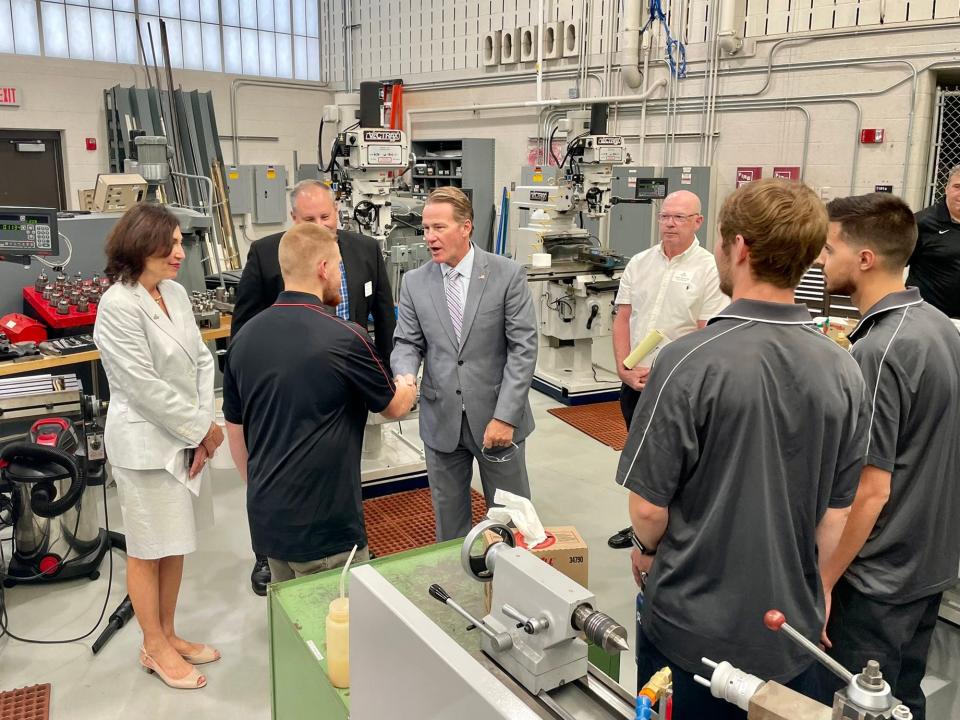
[657,213,700,224]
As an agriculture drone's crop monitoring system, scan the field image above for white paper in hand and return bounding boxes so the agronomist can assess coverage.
[486,489,547,547]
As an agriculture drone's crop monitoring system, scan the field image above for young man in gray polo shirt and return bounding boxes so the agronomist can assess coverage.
[818,193,960,720]
[618,179,867,720]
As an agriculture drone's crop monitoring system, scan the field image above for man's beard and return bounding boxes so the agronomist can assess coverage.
[322,287,342,307]
[718,271,733,298]
[825,275,856,298]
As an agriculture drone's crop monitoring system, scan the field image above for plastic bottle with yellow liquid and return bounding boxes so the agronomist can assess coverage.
[326,545,358,689]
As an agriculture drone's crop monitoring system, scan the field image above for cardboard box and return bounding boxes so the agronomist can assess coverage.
[483,525,588,612]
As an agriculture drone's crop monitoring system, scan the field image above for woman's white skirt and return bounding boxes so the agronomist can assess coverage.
[111,462,214,560]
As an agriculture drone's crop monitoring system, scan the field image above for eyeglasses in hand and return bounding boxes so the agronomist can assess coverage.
[481,442,519,464]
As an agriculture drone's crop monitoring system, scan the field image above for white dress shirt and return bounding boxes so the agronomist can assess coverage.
[615,239,729,366]
[442,242,475,299]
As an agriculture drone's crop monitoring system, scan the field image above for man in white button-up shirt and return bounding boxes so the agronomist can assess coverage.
[608,190,728,549]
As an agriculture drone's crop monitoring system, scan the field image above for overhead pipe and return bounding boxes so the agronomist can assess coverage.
[405,81,667,139]
[621,0,643,88]
[536,0,545,102]
[638,32,654,162]
[606,0,617,93]
[342,0,353,92]
[405,69,604,93]
[717,0,744,55]
[229,78,329,165]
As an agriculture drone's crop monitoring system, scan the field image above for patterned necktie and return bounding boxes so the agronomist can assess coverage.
[445,267,463,343]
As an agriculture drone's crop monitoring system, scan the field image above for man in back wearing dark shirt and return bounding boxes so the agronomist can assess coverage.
[619,179,867,720]
[232,180,396,594]
[819,193,960,719]
[223,223,416,582]
[907,164,960,318]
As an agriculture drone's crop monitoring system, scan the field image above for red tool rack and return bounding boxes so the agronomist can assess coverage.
[22,287,98,329]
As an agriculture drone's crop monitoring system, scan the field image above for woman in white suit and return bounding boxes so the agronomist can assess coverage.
[93,203,224,690]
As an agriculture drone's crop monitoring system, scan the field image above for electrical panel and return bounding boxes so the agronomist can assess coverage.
[225,165,254,216]
[606,167,659,256]
[252,164,288,225]
[296,164,323,183]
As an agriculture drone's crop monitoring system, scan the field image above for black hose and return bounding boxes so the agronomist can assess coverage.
[317,118,325,173]
[0,442,85,518]
[549,126,561,167]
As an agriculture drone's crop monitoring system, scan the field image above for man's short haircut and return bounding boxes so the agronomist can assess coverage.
[289,179,335,210]
[947,164,960,185]
[278,222,339,282]
[425,186,474,227]
[826,193,918,272]
[719,178,828,289]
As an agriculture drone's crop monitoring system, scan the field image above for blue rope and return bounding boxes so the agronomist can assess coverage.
[642,0,687,78]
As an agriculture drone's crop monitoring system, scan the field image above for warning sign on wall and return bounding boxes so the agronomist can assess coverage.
[773,167,801,181]
[736,167,762,188]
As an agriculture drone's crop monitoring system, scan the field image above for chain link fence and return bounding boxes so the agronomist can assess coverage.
[927,87,960,206]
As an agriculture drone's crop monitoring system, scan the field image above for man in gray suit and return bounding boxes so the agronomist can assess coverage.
[392,187,538,541]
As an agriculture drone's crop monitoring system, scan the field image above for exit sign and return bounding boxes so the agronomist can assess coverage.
[0,87,19,106]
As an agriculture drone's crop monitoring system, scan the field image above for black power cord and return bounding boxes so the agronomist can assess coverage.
[549,126,561,167]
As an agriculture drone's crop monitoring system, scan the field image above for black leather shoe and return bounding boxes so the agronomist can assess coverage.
[607,527,633,549]
[251,558,270,596]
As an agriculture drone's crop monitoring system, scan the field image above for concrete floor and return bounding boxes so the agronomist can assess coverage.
[0,389,641,718]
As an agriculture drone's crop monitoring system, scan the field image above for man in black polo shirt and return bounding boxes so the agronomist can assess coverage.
[907,164,960,318]
[223,223,416,581]
[232,179,396,594]
[818,193,960,719]
[618,179,867,720]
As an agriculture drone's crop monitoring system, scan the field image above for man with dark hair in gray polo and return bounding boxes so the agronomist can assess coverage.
[819,192,960,720]
[618,178,868,720]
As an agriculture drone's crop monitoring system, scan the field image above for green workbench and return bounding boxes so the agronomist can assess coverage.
[268,540,621,720]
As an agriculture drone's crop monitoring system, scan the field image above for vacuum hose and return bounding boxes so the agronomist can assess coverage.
[0,441,86,518]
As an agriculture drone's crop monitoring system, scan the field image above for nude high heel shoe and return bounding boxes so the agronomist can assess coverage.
[180,644,221,665]
[140,647,207,689]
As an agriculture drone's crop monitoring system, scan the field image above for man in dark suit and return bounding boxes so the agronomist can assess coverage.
[232,179,396,595]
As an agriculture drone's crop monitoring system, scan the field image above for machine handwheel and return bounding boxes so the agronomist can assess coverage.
[460,519,515,582]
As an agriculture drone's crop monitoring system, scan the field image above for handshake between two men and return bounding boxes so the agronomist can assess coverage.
[391,374,515,450]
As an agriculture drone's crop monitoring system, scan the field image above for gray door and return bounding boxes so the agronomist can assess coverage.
[925,87,960,206]
[0,129,67,209]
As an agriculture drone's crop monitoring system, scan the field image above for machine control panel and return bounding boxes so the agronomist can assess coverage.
[0,207,59,260]
[633,178,669,202]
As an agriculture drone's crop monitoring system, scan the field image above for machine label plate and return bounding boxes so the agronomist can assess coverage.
[367,145,404,165]
[598,148,625,163]
[529,190,550,202]
[363,130,403,143]
[596,136,623,146]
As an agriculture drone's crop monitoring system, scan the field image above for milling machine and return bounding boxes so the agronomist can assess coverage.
[509,104,631,404]
[321,82,412,243]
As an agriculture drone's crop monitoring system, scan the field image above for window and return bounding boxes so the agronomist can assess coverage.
[1,0,321,80]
